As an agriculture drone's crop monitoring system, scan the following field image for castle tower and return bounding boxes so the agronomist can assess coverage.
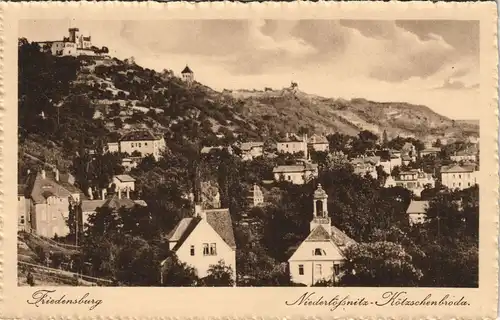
[310,183,332,235]
[68,28,79,42]
[181,65,194,84]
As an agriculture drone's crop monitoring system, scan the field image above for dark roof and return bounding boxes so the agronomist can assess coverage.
[205,209,236,249]
[167,209,236,251]
[120,130,161,142]
[103,195,137,210]
[181,65,193,74]
[81,200,106,213]
[25,171,78,204]
[167,217,201,251]
[305,224,356,249]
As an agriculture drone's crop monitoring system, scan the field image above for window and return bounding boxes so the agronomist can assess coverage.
[190,245,195,256]
[315,264,322,276]
[458,182,462,187]
[298,264,304,275]
[453,174,456,179]
[287,175,291,181]
[145,142,148,146]
[459,175,462,179]
[209,243,217,255]
[139,143,142,147]
[131,143,134,147]
[314,248,325,256]
[453,183,456,187]
[468,182,471,186]
[333,263,340,275]
[203,243,209,255]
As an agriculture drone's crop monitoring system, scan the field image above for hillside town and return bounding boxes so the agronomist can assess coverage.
[17,28,480,287]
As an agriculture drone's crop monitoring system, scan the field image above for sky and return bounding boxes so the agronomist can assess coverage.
[19,19,480,120]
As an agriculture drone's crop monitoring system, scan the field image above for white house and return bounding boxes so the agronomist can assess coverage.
[246,184,264,207]
[111,174,136,192]
[165,205,236,280]
[273,163,319,185]
[107,130,166,160]
[277,134,308,157]
[406,200,429,225]
[288,184,356,286]
[350,156,380,180]
[441,164,478,190]
[385,169,435,197]
[450,146,478,163]
[237,142,264,161]
[307,134,329,152]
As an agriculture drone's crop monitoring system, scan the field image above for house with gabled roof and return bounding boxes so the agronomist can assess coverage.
[23,169,83,238]
[288,184,356,286]
[164,204,236,280]
[236,141,264,161]
[277,133,308,157]
[307,134,329,152]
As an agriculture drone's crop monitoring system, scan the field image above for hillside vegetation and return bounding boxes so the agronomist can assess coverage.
[18,39,478,176]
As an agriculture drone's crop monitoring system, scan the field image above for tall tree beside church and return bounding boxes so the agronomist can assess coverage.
[382,130,389,147]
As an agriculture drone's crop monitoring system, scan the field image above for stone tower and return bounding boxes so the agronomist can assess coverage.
[181,65,194,84]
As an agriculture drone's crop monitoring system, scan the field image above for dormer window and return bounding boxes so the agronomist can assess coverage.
[313,248,326,256]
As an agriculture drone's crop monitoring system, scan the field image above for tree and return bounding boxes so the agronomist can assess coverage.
[115,235,162,286]
[202,260,235,286]
[340,242,423,286]
[160,254,199,286]
[382,130,389,147]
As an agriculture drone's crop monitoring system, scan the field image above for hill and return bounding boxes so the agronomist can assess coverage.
[18,40,479,173]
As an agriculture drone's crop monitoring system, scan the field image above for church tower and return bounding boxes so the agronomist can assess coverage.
[310,184,332,235]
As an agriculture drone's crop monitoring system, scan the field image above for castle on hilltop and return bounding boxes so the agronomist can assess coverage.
[181,65,194,84]
[36,28,109,57]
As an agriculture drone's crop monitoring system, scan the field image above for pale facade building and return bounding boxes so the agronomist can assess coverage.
[18,185,31,232]
[288,184,356,286]
[385,169,435,197]
[237,142,264,161]
[23,169,82,238]
[165,205,236,280]
[273,163,319,185]
[246,184,264,207]
[107,130,166,160]
[277,134,308,157]
[181,65,194,84]
[36,28,102,57]
[441,165,478,190]
[406,200,429,226]
[307,134,329,152]
[111,174,136,192]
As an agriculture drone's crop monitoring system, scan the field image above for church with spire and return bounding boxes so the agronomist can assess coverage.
[288,184,356,286]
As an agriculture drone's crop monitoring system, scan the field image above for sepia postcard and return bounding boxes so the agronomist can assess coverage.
[1,1,498,319]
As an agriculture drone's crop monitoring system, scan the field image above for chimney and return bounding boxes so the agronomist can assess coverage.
[41,170,46,179]
[118,188,122,199]
[55,168,60,182]
[195,204,206,220]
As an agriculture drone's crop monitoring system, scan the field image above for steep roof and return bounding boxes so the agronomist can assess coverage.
[103,194,137,210]
[120,130,160,142]
[181,65,193,74]
[25,171,78,204]
[305,225,355,248]
[81,199,106,213]
[205,209,236,249]
[166,208,236,251]
[406,200,429,214]
[308,134,328,144]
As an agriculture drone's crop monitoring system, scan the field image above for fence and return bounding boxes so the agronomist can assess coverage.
[19,261,113,286]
